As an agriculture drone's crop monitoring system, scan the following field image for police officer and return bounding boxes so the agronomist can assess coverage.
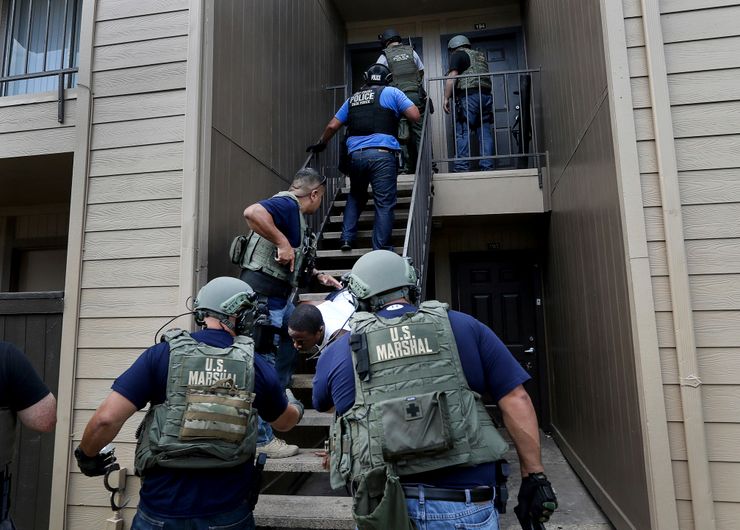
[444,34,495,172]
[312,251,557,529]
[307,64,420,252]
[376,28,426,175]
[75,277,304,530]
[234,167,340,457]
[0,343,57,530]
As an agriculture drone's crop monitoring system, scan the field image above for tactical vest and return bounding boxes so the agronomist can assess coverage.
[456,48,492,92]
[384,45,421,94]
[237,192,316,288]
[134,329,258,475]
[0,408,16,469]
[347,87,399,138]
[328,301,508,489]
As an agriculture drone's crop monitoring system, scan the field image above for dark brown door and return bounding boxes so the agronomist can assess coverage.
[0,292,63,530]
[451,252,545,420]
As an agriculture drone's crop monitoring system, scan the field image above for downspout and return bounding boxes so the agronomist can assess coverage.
[638,1,716,528]
[48,0,97,526]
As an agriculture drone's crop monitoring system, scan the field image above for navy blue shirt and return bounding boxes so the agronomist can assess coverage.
[0,341,50,410]
[312,303,530,489]
[258,195,301,248]
[112,328,287,518]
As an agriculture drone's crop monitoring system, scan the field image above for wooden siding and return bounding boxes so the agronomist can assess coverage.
[207,0,346,279]
[66,0,191,523]
[623,0,740,527]
[524,1,652,528]
[0,94,77,157]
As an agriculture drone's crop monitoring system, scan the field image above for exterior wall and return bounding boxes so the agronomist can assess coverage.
[49,0,202,526]
[344,3,522,176]
[524,1,652,528]
[620,0,740,528]
[207,0,346,280]
[0,92,77,157]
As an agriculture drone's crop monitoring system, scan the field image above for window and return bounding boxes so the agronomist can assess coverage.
[0,0,81,96]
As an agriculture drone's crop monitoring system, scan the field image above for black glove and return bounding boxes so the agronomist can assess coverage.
[514,473,557,529]
[74,445,117,477]
[306,141,327,153]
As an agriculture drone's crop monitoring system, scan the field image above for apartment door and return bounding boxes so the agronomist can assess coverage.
[0,293,63,530]
[451,251,546,421]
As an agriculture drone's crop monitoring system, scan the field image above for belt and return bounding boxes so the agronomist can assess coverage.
[402,485,494,502]
[353,147,392,153]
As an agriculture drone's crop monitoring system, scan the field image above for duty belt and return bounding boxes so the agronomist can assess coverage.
[402,485,494,502]
[352,147,393,153]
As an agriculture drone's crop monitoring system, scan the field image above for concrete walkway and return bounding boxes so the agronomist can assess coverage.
[286,430,612,530]
[499,432,612,530]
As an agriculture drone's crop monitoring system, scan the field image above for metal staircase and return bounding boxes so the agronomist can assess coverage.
[253,105,434,530]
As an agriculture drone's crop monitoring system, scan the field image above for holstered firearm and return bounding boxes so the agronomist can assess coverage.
[248,453,268,511]
[493,459,510,514]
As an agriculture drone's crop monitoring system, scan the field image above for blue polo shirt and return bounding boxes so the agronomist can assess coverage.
[312,303,530,489]
[258,194,301,248]
[112,328,287,518]
[335,86,415,153]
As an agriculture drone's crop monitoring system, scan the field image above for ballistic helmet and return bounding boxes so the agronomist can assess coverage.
[363,63,393,86]
[379,28,402,47]
[347,250,418,311]
[448,34,471,50]
[194,277,260,334]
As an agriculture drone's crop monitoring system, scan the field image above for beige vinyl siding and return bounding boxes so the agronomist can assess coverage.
[524,0,654,528]
[0,94,77,157]
[207,0,347,279]
[623,0,740,527]
[66,0,190,524]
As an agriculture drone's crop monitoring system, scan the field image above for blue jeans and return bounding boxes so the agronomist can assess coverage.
[454,92,495,172]
[256,297,295,445]
[342,148,398,250]
[405,488,499,530]
[131,502,255,530]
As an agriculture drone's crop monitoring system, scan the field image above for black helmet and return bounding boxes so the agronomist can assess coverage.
[363,63,393,86]
[378,28,402,47]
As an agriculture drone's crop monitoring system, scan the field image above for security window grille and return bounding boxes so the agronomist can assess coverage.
[0,0,81,96]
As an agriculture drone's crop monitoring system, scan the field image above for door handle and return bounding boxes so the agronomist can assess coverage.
[524,347,535,354]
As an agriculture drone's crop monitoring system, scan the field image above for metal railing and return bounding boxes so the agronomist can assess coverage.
[403,101,434,300]
[304,84,347,238]
[428,68,544,175]
[0,67,77,122]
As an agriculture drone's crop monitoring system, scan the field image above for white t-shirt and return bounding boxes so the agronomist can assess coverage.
[317,290,356,348]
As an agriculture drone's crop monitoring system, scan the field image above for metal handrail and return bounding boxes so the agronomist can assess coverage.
[304,84,348,238]
[402,101,434,300]
[0,67,78,123]
[428,67,544,174]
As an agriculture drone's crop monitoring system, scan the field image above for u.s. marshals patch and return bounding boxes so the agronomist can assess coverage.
[367,323,439,364]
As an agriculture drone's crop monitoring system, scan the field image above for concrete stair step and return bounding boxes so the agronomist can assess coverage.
[290,373,313,389]
[339,181,413,195]
[333,196,411,208]
[298,292,330,303]
[263,448,327,473]
[329,211,409,224]
[299,409,333,427]
[316,247,402,258]
[254,495,353,529]
[322,228,406,240]
[318,268,351,278]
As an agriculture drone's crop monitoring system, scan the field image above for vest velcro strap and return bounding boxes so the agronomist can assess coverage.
[186,393,254,409]
[180,425,245,443]
[364,366,455,388]
[183,410,249,426]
